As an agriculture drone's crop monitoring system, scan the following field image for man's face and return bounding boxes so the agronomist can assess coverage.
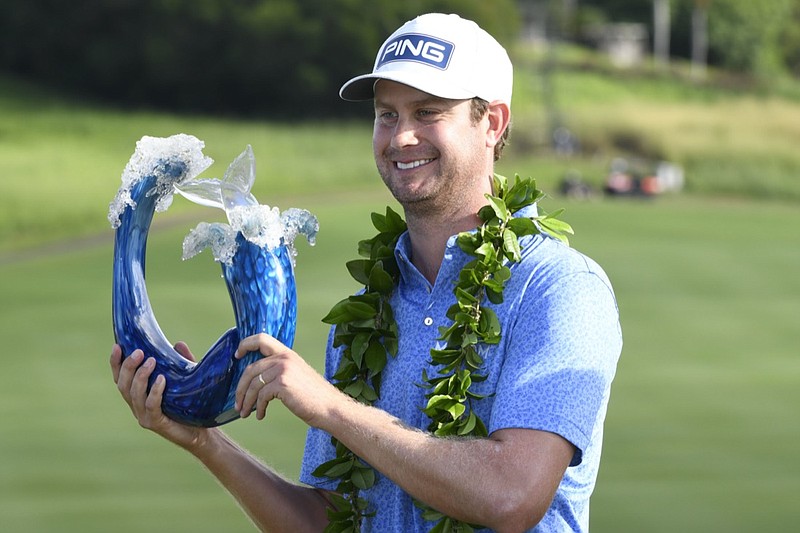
[372,80,492,218]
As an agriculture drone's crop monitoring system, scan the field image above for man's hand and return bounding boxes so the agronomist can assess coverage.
[110,343,208,451]
[234,334,347,428]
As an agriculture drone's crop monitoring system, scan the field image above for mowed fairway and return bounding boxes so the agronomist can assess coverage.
[574,198,800,532]
[0,190,797,532]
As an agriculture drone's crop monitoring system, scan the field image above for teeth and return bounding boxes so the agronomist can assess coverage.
[397,159,433,170]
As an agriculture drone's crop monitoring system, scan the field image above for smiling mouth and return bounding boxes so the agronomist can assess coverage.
[396,158,434,170]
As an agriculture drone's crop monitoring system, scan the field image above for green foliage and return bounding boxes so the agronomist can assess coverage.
[703,0,794,77]
[576,0,800,78]
[6,0,800,113]
[315,175,571,532]
[778,0,800,76]
[414,174,570,531]
[317,206,405,532]
[0,0,519,117]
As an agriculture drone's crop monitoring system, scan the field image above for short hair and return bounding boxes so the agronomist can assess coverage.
[470,98,511,162]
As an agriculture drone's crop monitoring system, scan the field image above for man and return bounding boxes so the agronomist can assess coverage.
[111,13,622,532]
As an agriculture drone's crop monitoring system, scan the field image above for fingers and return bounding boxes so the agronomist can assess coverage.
[251,372,272,420]
[144,374,166,416]
[235,333,279,359]
[235,334,331,424]
[235,364,273,420]
[129,356,156,417]
[233,334,283,418]
[113,348,161,421]
[110,347,201,447]
[110,344,123,383]
[115,349,144,404]
[174,341,197,363]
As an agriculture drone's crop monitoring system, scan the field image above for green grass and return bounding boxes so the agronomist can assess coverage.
[570,197,800,532]
[508,44,800,201]
[2,55,800,532]
[0,191,390,532]
[0,101,377,250]
[1,193,798,532]
[0,73,377,250]
[6,50,800,252]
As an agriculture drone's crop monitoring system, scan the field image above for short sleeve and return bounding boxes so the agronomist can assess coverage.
[488,269,621,466]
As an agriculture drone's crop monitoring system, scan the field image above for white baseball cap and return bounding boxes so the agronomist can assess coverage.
[339,13,513,107]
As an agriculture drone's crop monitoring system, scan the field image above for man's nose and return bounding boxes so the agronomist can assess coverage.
[390,117,420,149]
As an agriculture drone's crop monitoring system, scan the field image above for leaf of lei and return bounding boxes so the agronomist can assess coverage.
[315,175,572,533]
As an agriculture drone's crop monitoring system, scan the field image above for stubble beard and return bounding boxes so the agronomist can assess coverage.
[377,158,453,219]
[377,149,489,223]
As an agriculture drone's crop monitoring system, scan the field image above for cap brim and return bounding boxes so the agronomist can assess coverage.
[339,70,477,102]
[339,74,380,101]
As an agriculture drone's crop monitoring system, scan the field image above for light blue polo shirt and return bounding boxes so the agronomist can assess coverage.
[300,206,622,532]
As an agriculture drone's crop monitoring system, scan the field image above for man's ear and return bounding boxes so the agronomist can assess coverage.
[485,101,511,150]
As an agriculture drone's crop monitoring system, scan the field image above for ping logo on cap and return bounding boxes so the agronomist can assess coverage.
[378,33,454,70]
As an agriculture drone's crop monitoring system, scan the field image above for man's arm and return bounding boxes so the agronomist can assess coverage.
[326,404,573,532]
[234,335,574,533]
[110,345,331,533]
[182,423,332,532]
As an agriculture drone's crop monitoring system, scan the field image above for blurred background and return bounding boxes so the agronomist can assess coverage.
[0,0,798,531]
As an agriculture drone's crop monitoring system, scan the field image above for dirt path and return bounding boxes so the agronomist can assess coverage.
[0,211,206,266]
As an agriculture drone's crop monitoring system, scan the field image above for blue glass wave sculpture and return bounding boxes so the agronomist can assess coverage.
[109,134,317,427]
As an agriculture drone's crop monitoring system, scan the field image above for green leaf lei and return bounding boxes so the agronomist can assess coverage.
[314,174,573,533]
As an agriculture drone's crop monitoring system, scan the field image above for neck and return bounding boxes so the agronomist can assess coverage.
[404,202,484,285]
[400,168,495,284]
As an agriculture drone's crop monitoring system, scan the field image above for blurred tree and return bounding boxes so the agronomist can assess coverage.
[653,0,671,69]
[778,0,800,77]
[579,0,652,21]
[706,0,792,77]
[568,0,798,79]
[0,0,519,117]
[672,0,793,78]
[690,0,710,80]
